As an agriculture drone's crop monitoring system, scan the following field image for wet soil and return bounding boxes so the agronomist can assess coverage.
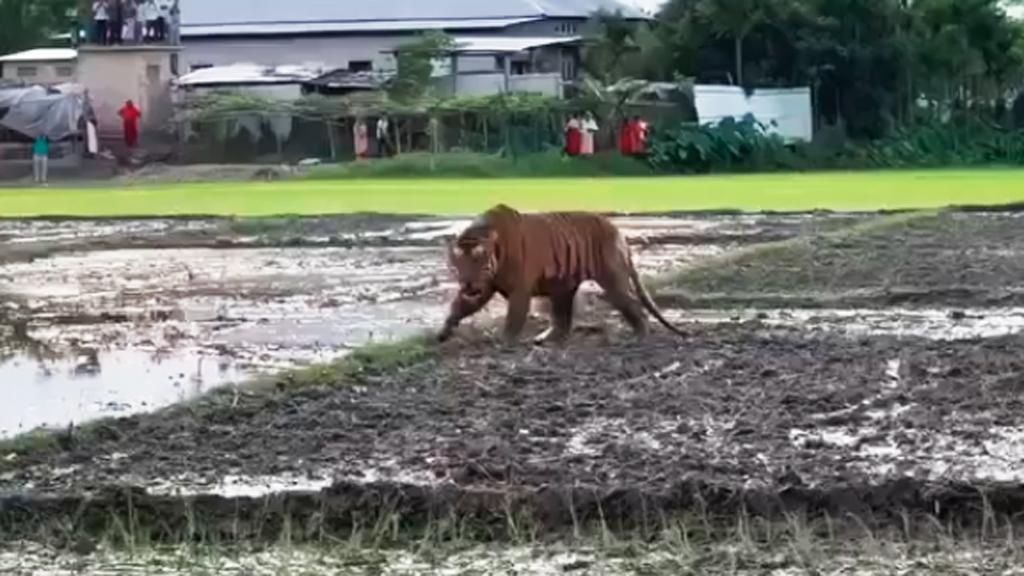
[5,210,1024,543]
[0,212,855,437]
[670,211,1024,308]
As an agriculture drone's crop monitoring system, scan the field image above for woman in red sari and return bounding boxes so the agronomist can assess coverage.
[564,114,582,156]
[118,100,141,148]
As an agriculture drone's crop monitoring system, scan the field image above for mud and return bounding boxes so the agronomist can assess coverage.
[672,211,1024,308]
[4,323,1024,535]
[5,210,1024,544]
[0,212,853,436]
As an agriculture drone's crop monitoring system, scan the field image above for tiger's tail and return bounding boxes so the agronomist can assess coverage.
[627,253,689,339]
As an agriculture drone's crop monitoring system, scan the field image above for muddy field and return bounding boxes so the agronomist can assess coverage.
[0,212,855,438]
[3,210,1024,556]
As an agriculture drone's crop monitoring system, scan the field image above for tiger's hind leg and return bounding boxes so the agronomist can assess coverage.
[597,268,650,340]
[534,285,579,345]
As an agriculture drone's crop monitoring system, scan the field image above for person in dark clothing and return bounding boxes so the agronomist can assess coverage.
[93,0,110,45]
[109,0,124,44]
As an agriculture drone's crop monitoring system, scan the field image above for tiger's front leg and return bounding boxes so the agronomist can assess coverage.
[502,289,531,345]
[438,288,495,342]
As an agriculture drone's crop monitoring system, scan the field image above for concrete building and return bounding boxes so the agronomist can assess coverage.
[0,49,78,85]
[177,0,645,75]
[76,45,181,138]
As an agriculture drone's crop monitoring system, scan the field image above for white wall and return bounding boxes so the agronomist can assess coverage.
[437,72,562,97]
[693,85,813,143]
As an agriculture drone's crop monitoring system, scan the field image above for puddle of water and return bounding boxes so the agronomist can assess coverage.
[0,348,247,438]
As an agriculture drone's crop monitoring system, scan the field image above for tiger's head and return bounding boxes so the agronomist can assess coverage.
[447,226,500,299]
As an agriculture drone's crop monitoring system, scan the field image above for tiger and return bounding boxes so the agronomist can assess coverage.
[437,204,689,345]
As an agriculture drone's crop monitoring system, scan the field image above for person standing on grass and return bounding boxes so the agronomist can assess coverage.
[580,111,598,156]
[564,114,582,156]
[32,135,50,185]
[93,0,110,45]
[118,100,141,149]
[354,118,369,159]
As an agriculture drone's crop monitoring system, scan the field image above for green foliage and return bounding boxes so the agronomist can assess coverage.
[653,0,1024,138]
[0,0,75,55]
[647,116,798,173]
[388,31,456,103]
[850,117,1024,168]
[582,10,670,83]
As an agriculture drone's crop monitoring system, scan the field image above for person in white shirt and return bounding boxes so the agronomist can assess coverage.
[580,112,599,156]
[140,0,158,41]
[155,0,171,41]
[93,0,110,45]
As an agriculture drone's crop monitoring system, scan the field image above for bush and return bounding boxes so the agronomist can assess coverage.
[646,116,804,173]
[851,116,1024,168]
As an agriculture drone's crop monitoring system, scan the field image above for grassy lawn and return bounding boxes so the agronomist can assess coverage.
[1,169,1022,216]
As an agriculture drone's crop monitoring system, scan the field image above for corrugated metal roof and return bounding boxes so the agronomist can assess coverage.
[382,35,580,54]
[182,18,541,37]
[176,63,321,86]
[179,0,645,35]
[0,48,78,63]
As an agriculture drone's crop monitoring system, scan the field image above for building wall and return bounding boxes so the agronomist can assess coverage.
[182,35,404,72]
[0,60,77,84]
[77,47,179,136]
[179,17,587,72]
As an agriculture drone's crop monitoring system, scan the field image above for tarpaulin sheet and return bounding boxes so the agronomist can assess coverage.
[0,85,85,140]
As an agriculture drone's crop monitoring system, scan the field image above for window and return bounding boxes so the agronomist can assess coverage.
[56,66,74,77]
[348,60,372,72]
[555,22,578,35]
[16,66,38,78]
[561,54,576,81]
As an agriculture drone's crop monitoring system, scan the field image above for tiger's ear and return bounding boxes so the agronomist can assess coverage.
[488,229,499,244]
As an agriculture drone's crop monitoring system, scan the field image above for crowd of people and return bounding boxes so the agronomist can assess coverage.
[563,113,648,157]
[91,0,176,45]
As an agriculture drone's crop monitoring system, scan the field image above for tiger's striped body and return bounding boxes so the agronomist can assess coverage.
[438,204,688,344]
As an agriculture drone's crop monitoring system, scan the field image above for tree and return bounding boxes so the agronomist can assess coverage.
[697,0,776,86]
[0,0,75,56]
[387,31,456,103]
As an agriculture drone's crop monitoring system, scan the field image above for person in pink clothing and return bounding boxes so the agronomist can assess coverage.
[354,119,369,159]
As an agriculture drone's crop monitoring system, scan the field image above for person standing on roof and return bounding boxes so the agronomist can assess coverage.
[140,0,158,41]
[155,0,172,42]
[93,0,110,45]
[118,100,141,149]
[108,0,125,44]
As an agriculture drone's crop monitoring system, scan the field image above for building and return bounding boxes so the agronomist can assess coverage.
[0,49,78,85]
[178,0,645,75]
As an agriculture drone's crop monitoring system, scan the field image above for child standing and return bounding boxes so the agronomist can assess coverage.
[33,135,49,185]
